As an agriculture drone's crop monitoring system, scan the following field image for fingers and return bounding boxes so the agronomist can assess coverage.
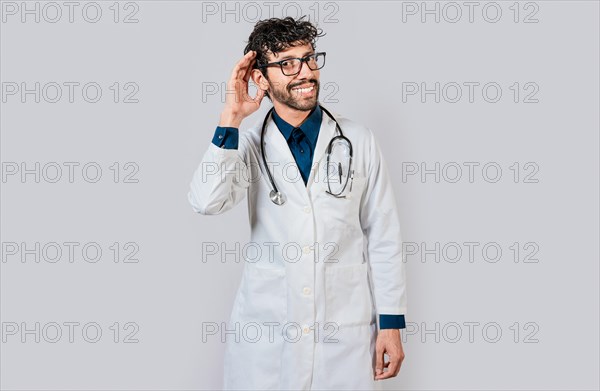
[243,54,256,83]
[375,346,384,378]
[222,51,264,117]
[374,344,404,380]
[252,87,265,105]
[385,356,400,379]
[375,354,400,380]
[230,51,256,82]
[396,351,405,376]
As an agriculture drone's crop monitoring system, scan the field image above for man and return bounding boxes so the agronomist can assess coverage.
[188,16,407,390]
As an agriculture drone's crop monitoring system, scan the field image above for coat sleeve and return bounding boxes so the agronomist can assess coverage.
[359,128,408,319]
[187,131,251,215]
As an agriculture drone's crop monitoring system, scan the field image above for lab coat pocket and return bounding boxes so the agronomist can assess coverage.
[325,263,372,328]
[320,174,368,230]
[324,173,367,201]
[238,265,287,325]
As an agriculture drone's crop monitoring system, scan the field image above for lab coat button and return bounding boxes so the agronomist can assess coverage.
[303,206,311,214]
[302,326,310,334]
[303,246,311,254]
[303,287,311,295]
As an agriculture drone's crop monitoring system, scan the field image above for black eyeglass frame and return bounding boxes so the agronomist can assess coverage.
[254,52,326,76]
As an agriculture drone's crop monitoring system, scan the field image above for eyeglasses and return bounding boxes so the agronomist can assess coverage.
[255,52,326,76]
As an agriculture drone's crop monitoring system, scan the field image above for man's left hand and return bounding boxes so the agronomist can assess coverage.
[374,328,405,380]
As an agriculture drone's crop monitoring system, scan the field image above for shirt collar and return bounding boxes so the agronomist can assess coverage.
[272,104,322,145]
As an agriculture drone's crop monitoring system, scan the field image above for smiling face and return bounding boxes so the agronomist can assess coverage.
[253,42,321,112]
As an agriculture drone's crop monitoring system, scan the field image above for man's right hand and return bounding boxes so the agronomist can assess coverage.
[219,50,266,128]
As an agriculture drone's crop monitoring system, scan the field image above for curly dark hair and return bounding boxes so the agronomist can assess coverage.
[243,16,325,83]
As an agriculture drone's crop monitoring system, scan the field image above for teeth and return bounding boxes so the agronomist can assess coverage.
[292,85,314,93]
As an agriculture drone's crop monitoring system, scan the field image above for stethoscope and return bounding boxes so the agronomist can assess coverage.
[260,104,353,205]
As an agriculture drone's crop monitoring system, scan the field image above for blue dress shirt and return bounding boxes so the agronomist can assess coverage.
[211,107,405,330]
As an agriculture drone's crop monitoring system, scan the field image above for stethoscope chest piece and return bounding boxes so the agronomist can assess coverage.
[269,190,286,205]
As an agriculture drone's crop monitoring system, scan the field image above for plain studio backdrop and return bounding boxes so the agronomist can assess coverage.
[1,1,598,390]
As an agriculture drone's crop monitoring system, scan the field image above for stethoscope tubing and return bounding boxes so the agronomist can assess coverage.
[260,103,352,204]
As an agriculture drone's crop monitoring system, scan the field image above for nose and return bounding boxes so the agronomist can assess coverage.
[296,58,316,79]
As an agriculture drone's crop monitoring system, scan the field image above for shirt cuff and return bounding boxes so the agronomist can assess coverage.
[379,314,406,329]
[211,126,239,149]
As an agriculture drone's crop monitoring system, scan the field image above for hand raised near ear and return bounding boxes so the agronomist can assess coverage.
[219,50,266,128]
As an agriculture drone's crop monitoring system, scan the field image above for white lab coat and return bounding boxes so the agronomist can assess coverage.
[188,107,407,390]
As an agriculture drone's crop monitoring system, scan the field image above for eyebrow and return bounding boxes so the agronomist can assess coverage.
[279,50,315,61]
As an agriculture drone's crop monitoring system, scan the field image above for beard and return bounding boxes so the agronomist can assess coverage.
[268,79,320,111]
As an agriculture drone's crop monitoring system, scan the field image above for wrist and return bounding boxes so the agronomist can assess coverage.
[219,110,243,128]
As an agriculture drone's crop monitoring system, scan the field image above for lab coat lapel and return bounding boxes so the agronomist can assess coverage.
[264,115,308,200]
[307,108,336,189]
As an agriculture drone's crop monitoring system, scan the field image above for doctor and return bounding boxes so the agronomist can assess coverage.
[188,16,407,390]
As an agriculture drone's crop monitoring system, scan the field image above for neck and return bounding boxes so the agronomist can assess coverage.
[272,101,317,127]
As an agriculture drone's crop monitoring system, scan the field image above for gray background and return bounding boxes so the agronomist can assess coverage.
[1,1,599,389]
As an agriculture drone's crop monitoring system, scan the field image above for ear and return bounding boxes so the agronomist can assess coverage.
[251,69,269,92]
